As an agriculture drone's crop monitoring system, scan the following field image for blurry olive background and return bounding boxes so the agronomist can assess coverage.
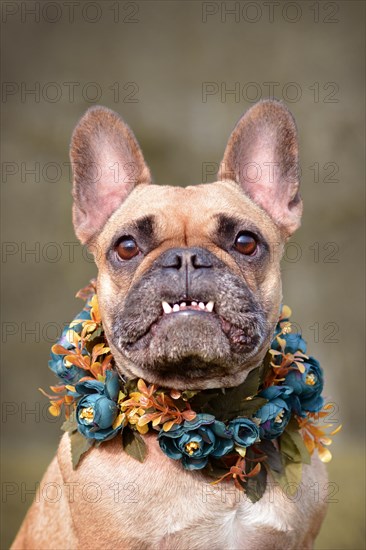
[1,1,365,548]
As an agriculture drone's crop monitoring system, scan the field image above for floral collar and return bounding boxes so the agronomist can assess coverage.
[42,280,340,502]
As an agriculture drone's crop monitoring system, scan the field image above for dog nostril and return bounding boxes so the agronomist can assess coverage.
[173,254,182,269]
[160,248,214,270]
[162,253,182,269]
[191,254,213,269]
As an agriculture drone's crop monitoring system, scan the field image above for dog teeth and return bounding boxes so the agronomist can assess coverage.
[162,301,172,314]
[162,300,215,314]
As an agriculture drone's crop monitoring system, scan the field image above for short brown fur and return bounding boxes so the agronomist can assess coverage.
[13,100,327,549]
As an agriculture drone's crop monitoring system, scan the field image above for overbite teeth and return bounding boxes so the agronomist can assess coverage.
[162,301,172,314]
[162,300,215,314]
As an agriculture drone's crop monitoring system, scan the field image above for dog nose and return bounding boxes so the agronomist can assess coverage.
[159,248,213,270]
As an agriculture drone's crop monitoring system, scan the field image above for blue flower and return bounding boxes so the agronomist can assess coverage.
[285,357,324,417]
[48,308,92,384]
[75,370,120,401]
[272,332,307,355]
[256,386,293,439]
[77,393,119,441]
[228,418,260,447]
[158,414,234,470]
[48,333,82,385]
[48,352,82,384]
[76,371,120,441]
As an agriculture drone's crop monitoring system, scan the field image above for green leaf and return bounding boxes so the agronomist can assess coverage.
[124,378,139,395]
[85,331,104,353]
[204,459,231,481]
[279,431,302,463]
[270,467,287,492]
[259,439,284,474]
[190,367,263,422]
[90,326,103,339]
[286,428,311,465]
[285,460,303,489]
[259,352,272,385]
[173,397,195,413]
[189,390,220,415]
[122,428,147,463]
[245,464,267,503]
[232,397,268,418]
[244,446,268,502]
[238,367,261,399]
[270,457,303,497]
[69,431,93,469]
[61,412,78,433]
[281,421,311,465]
[182,390,200,401]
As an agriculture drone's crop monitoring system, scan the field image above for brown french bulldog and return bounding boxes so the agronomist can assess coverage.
[12,100,327,550]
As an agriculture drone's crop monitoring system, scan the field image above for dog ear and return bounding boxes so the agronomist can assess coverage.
[70,106,151,244]
[219,99,302,237]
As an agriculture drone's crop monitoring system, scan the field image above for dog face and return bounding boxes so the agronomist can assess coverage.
[70,101,302,389]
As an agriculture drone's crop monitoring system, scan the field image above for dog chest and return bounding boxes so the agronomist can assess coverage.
[54,433,327,549]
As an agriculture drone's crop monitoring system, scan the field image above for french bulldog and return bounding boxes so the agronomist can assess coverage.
[12,100,327,550]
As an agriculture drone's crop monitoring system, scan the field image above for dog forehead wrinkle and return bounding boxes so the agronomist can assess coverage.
[214,213,266,242]
[136,214,154,236]
[110,214,156,244]
[99,180,281,255]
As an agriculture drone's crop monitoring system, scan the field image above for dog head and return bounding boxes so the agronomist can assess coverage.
[70,100,302,390]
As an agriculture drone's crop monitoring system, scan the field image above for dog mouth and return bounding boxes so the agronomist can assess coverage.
[161,299,215,314]
[129,297,253,353]
[112,264,268,364]
[111,286,269,388]
[144,298,220,342]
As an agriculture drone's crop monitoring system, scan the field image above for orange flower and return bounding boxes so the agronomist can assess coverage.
[211,455,262,490]
[297,404,342,463]
[119,379,197,433]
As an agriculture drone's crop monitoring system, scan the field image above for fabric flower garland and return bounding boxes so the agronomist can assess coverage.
[41,281,341,501]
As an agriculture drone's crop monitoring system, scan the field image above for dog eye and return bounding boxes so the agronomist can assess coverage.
[234,231,258,255]
[115,236,140,260]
